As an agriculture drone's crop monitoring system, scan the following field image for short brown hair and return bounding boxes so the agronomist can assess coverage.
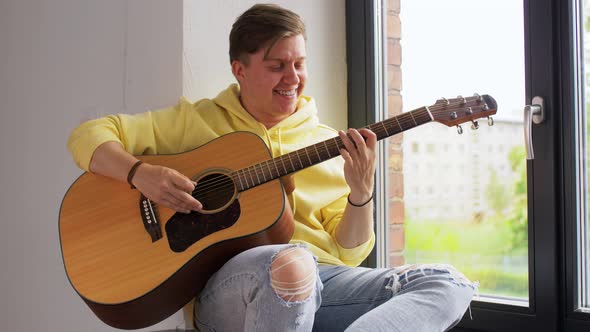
[229,4,306,64]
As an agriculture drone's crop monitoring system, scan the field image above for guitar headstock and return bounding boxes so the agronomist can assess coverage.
[430,94,497,131]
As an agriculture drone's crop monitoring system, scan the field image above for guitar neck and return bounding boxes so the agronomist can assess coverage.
[232,107,433,192]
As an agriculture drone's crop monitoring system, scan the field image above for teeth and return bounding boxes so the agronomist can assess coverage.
[276,89,296,96]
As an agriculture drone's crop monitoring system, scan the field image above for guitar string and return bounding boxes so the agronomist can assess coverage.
[185,98,491,198]
[186,100,491,199]
[188,113,431,198]
[187,102,491,200]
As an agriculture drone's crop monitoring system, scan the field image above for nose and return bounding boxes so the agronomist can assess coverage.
[283,64,300,85]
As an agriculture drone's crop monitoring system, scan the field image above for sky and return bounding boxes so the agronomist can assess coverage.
[400,0,525,121]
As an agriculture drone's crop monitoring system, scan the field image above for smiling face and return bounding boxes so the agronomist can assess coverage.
[231,34,307,128]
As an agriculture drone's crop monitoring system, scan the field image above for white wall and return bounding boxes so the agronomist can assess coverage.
[0,1,184,331]
[0,0,346,331]
[183,0,347,130]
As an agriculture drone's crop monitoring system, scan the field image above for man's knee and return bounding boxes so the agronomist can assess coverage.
[270,247,317,302]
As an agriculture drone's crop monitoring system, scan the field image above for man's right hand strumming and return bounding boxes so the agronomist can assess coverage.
[131,163,202,214]
[89,141,202,214]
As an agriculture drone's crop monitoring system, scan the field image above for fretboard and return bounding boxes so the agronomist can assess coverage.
[232,107,432,192]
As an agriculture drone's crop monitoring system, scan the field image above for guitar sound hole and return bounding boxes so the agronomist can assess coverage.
[194,172,236,212]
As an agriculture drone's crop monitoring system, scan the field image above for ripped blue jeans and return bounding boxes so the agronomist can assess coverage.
[194,244,476,332]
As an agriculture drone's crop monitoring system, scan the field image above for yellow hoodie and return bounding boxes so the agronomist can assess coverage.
[67,84,375,266]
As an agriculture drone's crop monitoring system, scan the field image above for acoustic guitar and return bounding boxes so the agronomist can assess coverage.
[59,94,496,329]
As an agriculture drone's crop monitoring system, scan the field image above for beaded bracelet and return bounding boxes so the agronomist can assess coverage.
[127,160,144,189]
[347,193,374,207]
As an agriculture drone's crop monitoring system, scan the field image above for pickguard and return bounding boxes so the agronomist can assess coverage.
[165,199,241,252]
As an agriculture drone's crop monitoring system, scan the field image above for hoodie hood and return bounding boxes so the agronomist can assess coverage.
[212,84,325,156]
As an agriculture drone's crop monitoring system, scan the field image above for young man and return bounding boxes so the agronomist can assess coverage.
[68,4,475,331]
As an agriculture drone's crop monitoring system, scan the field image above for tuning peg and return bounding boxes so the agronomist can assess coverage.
[441,97,450,105]
[458,95,466,104]
[488,116,494,126]
[473,93,482,102]
[457,125,463,134]
[471,120,479,130]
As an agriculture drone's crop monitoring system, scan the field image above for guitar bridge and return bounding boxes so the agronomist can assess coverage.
[139,194,162,242]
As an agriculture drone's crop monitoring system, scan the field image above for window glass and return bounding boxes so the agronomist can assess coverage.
[383,0,528,302]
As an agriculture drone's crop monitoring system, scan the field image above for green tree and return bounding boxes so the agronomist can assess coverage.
[485,168,512,216]
[506,146,528,251]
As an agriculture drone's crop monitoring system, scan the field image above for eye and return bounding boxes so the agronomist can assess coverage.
[295,62,305,70]
[269,63,283,71]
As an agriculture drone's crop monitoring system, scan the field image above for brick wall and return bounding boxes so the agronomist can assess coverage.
[386,0,405,267]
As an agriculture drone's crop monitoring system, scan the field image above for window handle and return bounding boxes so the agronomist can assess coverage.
[524,96,544,160]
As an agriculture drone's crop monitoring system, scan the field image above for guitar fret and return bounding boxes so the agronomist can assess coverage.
[381,122,391,137]
[408,111,418,126]
[241,169,249,189]
[258,164,266,182]
[263,163,269,182]
[394,116,403,131]
[265,160,274,179]
[287,153,295,172]
[274,159,281,178]
[295,151,303,169]
[305,148,313,165]
[377,119,396,139]
[241,168,248,188]
[313,143,321,161]
[237,169,243,189]
[253,165,261,184]
[323,141,331,158]
[280,155,288,174]
[247,167,256,187]
[334,137,343,150]
[235,172,244,191]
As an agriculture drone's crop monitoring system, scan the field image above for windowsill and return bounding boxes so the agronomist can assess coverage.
[472,294,529,308]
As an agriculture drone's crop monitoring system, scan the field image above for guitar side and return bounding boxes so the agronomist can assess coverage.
[59,131,294,329]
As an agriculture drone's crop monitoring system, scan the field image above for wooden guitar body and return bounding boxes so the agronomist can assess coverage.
[59,132,294,329]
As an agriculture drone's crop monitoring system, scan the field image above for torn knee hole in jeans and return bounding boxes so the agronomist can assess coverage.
[269,246,317,305]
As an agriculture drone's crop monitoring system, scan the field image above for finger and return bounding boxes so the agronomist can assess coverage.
[348,128,367,153]
[280,175,296,195]
[161,196,191,214]
[168,173,201,210]
[169,188,202,211]
[178,190,203,211]
[166,189,203,212]
[340,148,353,166]
[171,173,197,193]
[339,130,358,158]
[167,194,191,213]
[358,128,377,150]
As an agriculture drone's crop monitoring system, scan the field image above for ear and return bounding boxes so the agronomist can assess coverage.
[231,60,247,82]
